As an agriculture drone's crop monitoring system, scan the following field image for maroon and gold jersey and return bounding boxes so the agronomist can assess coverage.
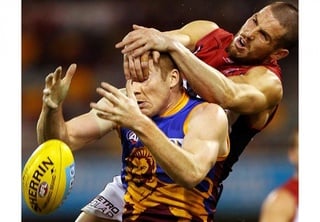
[120,92,229,221]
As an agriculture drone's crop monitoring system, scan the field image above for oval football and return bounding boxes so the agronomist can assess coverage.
[22,139,75,215]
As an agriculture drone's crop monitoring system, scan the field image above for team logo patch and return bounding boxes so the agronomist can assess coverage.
[126,130,139,144]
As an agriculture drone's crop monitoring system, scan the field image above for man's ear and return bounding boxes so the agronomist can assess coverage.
[169,69,180,88]
[270,48,289,61]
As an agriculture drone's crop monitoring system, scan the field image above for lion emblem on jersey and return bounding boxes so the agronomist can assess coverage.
[125,147,157,188]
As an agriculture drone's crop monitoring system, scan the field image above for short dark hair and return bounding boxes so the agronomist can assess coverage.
[270,2,298,50]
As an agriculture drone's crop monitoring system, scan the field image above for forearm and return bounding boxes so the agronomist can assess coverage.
[36,105,68,145]
[133,116,204,188]
[165,20,219,51]
[164,30,193,50]
[168,41,236,106]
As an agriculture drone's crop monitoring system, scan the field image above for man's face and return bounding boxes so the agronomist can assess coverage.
[228,6,287,63]
[131,58,172,117]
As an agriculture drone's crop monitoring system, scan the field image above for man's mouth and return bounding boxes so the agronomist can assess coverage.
[239,35,247,46]
[137,101,145,108]
[234,35,248,50]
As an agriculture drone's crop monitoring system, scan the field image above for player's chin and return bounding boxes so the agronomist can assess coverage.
[141,109,152,117]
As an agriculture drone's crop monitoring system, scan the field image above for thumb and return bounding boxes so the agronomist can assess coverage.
[125,80,135,101]
[64,63,77,85]
[132,24,147,30]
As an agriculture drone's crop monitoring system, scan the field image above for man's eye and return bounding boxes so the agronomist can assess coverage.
[260,31,270,42]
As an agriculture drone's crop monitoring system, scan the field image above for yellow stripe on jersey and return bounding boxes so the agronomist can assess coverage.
[160,91,189,117]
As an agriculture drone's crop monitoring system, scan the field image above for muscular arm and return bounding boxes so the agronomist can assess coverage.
[37,99,115,151]
[36,64,115,150]
[168,41,283,114]
[163,20,219,51]
[133,103,229,188]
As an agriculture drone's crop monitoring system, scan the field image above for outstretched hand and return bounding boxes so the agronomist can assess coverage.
[90,80,144,129]
[42,64,77,109]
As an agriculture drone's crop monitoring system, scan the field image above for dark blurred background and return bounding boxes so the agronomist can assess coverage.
[22,0,298,221]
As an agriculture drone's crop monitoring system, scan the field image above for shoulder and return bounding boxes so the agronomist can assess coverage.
[181,20,219,30]
[190,102,228,126]
[248,66,283,94]
[179,20,219,49]
[232,66,283,104]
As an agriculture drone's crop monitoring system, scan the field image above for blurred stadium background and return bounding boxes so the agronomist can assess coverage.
[22,0,298,221]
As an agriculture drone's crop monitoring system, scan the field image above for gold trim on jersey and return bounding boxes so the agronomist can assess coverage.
[160,91,189,117]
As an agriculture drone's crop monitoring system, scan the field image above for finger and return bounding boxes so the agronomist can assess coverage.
[152,51,160,64]
[95,87,119,107]
[45,72,55,88]
[115,30,138,49]
[128,55,138,81]
[132,24,147,30]
[99,82,126,106]
[100,82,124,98]
[115,37,131,49]
[121,38,147,54]
[131,44,150,58]
[64,63,77,85]
[119,88,127,96]
[43,88,51,96]
[125,80,135,100]
[53,66,62,84]
[141,52,150,81]
[133,57,144,82]
[123,54,131,80]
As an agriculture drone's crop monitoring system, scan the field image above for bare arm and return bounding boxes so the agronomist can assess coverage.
[259,188,297,222]
[136,103,229,188]
[163,20,219,51]
[90,80,229,188]
[36,64,115,150]
[167,41,283,114]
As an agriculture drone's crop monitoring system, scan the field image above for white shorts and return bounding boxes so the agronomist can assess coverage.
[81,175,125,221]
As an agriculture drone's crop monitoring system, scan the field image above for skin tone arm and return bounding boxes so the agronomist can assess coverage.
[90,80,229,188]
[166,42,283,114]
[259,189,297,222]
[116,25,282,114]
[36,64,115,151]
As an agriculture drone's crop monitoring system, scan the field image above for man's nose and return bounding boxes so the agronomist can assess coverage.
[131,81,142,94]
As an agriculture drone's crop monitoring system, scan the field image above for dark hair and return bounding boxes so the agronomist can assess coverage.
[270,2,298,50]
